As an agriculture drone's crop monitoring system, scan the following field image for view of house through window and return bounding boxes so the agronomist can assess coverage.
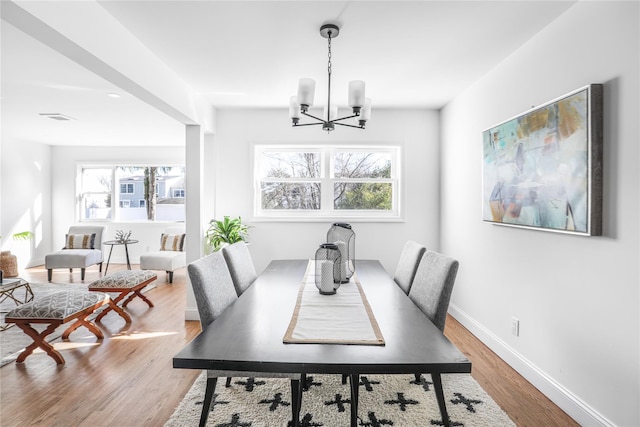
[255,145,400,219]
[80,165,185,222]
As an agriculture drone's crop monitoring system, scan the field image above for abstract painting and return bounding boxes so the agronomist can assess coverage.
[482,84,603,235]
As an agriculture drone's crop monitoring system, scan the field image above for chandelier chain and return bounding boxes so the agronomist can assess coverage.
[327,32,332,76]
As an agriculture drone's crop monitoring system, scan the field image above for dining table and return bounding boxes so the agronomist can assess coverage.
[173,259,471,427]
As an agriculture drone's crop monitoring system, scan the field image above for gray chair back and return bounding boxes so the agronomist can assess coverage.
[222,242,258,296]
[187,252,238,328]
[393,240,427,295]
[408,250,459,331]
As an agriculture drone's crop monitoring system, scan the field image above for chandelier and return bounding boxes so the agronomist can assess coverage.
[289,24,371,132]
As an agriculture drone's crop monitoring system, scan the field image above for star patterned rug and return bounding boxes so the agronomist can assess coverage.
[165,372,515,426]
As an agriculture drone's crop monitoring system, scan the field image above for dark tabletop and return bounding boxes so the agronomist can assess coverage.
[173,259,471,375]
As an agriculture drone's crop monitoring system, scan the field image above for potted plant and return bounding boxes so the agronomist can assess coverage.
[205,216,250,252]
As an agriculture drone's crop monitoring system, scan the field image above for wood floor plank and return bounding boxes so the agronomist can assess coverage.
[0,264,577,426]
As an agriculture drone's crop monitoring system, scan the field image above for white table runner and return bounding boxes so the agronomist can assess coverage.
[283,260,385,346]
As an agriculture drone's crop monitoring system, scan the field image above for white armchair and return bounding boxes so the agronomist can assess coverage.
[45,225,106,282]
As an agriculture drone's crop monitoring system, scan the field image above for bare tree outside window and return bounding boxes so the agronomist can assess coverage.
[334,152,392,210]
[260,152,321,210]
[256,146,399,218]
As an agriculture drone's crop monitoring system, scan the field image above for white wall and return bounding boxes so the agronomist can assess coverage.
[440,2,639,426]
[50,146,186,264]
[1,140,52,269]
[212,108,440,275]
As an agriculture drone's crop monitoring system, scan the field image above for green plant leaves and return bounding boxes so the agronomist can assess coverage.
[205,216,250,252]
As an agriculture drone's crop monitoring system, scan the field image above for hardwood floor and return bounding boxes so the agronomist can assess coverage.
[444,317,578,427]
[0,264,577,426]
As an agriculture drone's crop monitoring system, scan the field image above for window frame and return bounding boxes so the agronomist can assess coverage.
[77,163,185,223]
[253,144,401,222]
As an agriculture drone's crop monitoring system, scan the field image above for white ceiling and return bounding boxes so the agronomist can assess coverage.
[1,1,576,147]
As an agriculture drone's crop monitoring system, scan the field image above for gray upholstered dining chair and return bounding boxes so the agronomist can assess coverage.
[393,240,427,295]
[187,252,302,427]
[407,249,459,386]
[408,250,459,331]
[221,242,258,296]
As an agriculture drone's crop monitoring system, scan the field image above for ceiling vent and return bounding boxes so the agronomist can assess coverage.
[39,113,75,121]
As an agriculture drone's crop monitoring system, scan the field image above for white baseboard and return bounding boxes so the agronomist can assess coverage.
[26,257,45,269]
[184,307,200,322]
[448,303,614,427]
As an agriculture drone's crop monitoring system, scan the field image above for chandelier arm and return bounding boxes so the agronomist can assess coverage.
[334,122,365,129]
[301,111,326,123]
[331,113,360,123]
[293,122,324,127]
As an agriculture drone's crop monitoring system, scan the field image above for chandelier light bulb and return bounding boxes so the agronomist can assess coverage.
[361,98,372,121]
[348,81,366,109]
[289,96,301,124]
[297,78,316,108]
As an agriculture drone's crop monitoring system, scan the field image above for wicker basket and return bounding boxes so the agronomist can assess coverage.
[0,251,18,277]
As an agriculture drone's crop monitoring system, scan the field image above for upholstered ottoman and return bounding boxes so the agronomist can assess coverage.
[5,290,129,364]
[88,270,157,321]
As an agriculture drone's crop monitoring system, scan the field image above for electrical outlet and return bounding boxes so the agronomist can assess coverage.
[511,317,520,336]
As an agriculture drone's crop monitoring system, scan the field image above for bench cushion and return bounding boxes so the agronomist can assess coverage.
[5,291,109,320]
[89,270,157,289]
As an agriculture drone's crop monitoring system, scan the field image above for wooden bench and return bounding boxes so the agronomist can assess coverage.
[5,290,130,364]
[88,270,157,321]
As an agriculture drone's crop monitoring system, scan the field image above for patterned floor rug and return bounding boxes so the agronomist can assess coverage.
[165,372,515,426]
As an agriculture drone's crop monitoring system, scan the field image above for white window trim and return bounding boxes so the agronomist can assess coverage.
[76,162,185,223]
[253,144,402,222]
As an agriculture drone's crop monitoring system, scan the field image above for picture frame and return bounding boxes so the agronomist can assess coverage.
[482,84,603,236]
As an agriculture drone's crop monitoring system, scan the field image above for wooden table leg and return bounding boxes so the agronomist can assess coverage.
[95,295,132,323]
[62,314,104,340]
[95,291,128,322]
[14,322,65,364]
[106,299,131,323]
[123,289,153,308]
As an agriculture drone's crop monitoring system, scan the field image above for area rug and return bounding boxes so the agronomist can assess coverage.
[0,280,155,367]
[165,372,515,426]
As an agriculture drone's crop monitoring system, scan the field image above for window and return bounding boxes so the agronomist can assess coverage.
[254,145,400,220]
[79,165,185,222]
[80,167,112,220]
[173,189,185,198]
